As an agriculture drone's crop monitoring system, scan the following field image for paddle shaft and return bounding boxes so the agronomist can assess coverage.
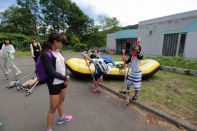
[83,56,98,88]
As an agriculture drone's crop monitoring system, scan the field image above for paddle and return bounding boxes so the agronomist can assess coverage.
[82,52,98,89]
[119,49,127,97]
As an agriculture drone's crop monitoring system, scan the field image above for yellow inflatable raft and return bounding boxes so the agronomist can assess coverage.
[66,58,160,79]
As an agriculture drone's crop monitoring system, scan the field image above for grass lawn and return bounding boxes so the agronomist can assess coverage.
[15,51,32,57]
[107,54,197,70]
[15,50,80,57]
[103,70,197,125]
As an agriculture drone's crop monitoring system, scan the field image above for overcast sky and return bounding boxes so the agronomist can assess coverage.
[1,0,197,26]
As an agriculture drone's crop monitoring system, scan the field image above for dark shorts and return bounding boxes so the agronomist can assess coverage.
[48,83,66,95]
[94,72,104,81]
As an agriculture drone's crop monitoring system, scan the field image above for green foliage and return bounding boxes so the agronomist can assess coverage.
[39,0,91,36]
[84,16,122,48]
[0,6,37,35]
[0,0,139,50]
[97,16,120,31]
[0,33,44,51]
[73,43,87,51]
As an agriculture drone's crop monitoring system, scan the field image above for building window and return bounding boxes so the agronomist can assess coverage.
[162,33,179,56]
[178,33,186,56]
[149,31,152,36]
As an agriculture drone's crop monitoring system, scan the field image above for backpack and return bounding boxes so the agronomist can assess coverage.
[94,59,109,74]
[101,56,115,66]
[35,51,52,83]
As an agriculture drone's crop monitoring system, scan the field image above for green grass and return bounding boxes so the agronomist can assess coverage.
[15,51,32,57]
[103,70,197,125]
[107,54,197,70]
[15,50,80,57]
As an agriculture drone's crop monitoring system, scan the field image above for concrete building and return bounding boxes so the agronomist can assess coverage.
[106,10,197,58]
[138,10,197,58]
[106,29,137,54]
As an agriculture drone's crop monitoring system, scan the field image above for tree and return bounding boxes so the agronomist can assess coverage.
[0,6,37,35]
[17,0,40,34]
[39,0,69,33]
[16,0,39,15]
[85,16,121,48]
[97,16,120,31]
[39,0,91,36]
[66,2,92,36]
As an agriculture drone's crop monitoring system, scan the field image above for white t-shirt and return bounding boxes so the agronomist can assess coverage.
[1,44,15,58]
[51,50,66,85]
[130,57,141,74]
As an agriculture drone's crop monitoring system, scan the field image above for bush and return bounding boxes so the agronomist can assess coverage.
[0,33,44,51]
[67,34,87,51]
[73,43,87,52]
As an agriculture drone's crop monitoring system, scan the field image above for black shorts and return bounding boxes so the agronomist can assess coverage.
[48,83,66,95]
[94,72,104,81]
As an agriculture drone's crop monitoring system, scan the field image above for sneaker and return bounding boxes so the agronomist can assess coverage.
[45,128,53,131]
[17,83,29,91]
[5,70,11,75]
[97,78,103,82]
[23,84,31,89]
[15,71,22,76]
[57,114,73,125]
[7,81,16,88]
[91,87,101,93]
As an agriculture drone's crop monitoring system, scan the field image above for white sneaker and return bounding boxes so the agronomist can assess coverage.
[15,71,22,76]
[5,70,11,75]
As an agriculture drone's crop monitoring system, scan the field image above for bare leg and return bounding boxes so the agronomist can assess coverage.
[10,61,21,73]
[134,90,139,97]
[23,77,38,87]
[47,95,60,129]
[126,87,130,104]
[28,77,38,86]
[58,88,66,118]
[2,57,10,73]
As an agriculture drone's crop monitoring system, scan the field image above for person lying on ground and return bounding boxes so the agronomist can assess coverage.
[8,76,40,89]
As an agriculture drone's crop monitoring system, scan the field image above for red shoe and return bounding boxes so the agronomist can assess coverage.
[92,87,101,93]
[97,78,103,82]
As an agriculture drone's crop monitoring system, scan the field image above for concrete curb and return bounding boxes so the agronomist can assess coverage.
[160,66,197,77]
[99,83,197,131]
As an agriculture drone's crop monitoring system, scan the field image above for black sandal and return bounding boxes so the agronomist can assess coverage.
[119,90,130,94]
[132,96,138,101]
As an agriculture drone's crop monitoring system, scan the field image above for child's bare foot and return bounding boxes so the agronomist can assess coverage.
[126,96,130,105]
